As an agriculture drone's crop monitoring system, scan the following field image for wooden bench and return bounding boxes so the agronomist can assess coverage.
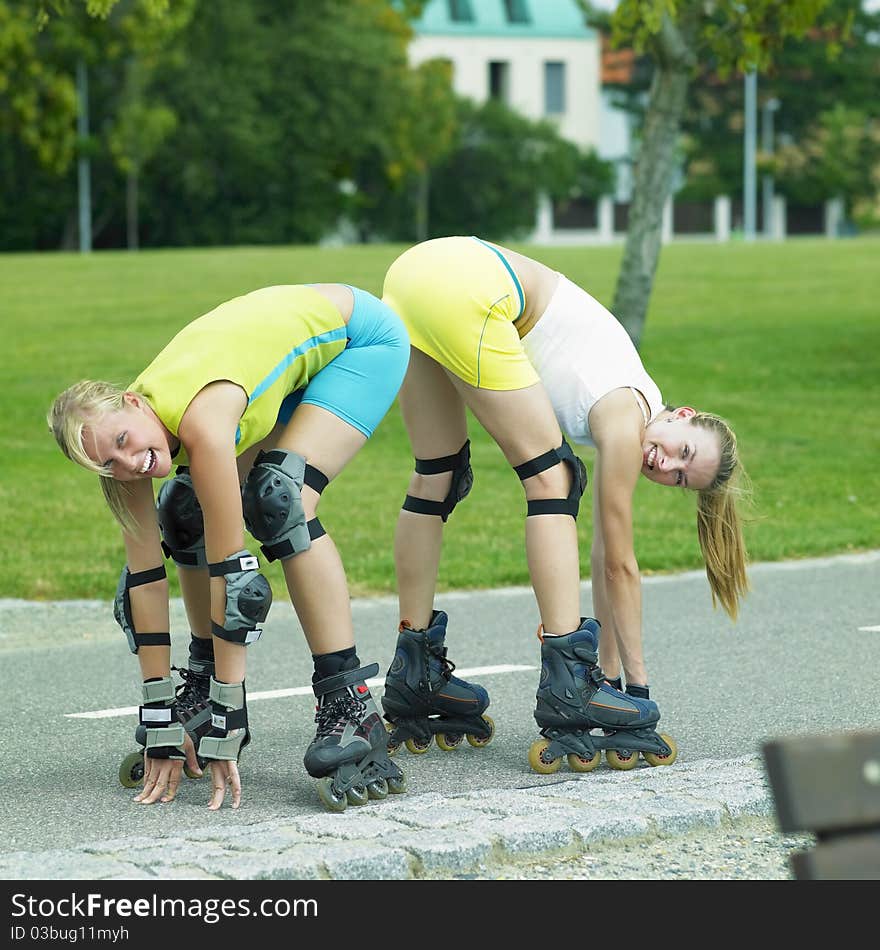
[762,729,880,880]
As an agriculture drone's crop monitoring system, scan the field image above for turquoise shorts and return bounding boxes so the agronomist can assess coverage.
[277,286,409,437]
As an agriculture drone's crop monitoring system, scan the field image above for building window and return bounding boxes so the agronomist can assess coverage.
[489,61,510,103]
[503,0,530,23]
[448,0,474,22]
[544,61,566,115]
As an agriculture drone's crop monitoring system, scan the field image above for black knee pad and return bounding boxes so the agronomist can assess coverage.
[402,440,473,523]
[156,467,206,567]
[514,439,587,518]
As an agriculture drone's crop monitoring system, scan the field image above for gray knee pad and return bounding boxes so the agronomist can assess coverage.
[156,467,206,568]
[514,439,588,518]
[113,564,171,654]
[402,439,473,523]
[208,550,272,645]
[242,449,329,562]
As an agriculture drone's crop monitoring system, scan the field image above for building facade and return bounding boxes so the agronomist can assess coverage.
[408,0,601,151]
[407,0,605,241]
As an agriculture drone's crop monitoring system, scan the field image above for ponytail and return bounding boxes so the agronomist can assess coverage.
[692,412,750,620]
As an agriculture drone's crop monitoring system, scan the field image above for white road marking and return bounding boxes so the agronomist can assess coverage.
[65,664,538,720]
[858,625,880,632]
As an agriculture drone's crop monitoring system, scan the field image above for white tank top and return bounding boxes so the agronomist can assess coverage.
[521,273,664,447]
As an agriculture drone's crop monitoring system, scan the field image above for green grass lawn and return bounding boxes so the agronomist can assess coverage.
[3,237,878,602]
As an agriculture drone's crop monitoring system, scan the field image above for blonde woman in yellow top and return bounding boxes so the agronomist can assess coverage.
[379,237,748,774]
[49,283,410,813]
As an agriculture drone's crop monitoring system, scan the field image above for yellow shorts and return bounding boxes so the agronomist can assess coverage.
[382,236,540,391]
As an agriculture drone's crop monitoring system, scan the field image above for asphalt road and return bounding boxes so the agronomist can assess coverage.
[1,550,877,877]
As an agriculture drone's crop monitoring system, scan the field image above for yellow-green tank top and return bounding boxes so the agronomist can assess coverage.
[131,285,347,466]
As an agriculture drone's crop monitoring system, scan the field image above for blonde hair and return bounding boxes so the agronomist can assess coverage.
[691,411,750,621]
[47,380,140,534]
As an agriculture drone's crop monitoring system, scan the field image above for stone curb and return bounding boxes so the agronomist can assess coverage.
[0,756,774,880]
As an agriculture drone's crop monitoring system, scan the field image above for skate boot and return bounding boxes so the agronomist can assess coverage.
[528,618,677,774]
[173,654,215,774]
[381,610,494,755]
[304,659,407,814]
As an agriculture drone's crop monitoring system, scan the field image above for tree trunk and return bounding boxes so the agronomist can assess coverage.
[612,15,697,349]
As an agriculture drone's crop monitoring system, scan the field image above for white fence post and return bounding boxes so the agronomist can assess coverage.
[825,197,844,238]
[714,195,731,242]
[598,195,613,244]
[662,196,673,244]
[532,191,554,243]
[772,195,787,241]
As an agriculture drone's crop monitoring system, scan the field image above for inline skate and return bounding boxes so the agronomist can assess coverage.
[528,618,677,774]
[118,657,214,788]
[304,660,407,813]
[381,611,494,755]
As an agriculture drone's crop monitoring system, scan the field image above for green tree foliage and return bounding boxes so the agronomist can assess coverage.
[137,0,439,247]
[425,98,612,242]
[0,2,77,174]
[1,0,607,249]
[675,1,880,216]
[774,104,880,224]
[0,0,187,174]
[581,0,839,347]
[0,0,195,248]
[0,0,458,249]
[346,57,459,242]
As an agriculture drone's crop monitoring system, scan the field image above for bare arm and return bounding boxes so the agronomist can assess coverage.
[589,389,648,685]
[120,478,171,681]
[178,381,249,685]
[119,477,204,802]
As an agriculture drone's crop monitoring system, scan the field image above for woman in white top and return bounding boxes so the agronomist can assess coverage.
[379,236,748,772]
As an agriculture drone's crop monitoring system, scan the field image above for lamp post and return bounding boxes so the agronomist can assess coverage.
[743,70,757,241]
[76,59,92,254]
[762,97,780,238]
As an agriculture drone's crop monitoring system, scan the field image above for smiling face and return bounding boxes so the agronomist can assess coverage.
[641,407,722,491]
[82,392,174,482]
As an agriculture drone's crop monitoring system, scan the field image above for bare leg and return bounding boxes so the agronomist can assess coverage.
[271,404,368,656]
[394,348,468,629]
[177,569,211,639]
[448,377,582,636]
